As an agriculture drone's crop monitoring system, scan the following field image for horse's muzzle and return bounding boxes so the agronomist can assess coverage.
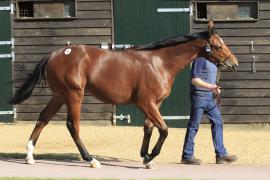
[225,56,238,71]
[232,64,238,71]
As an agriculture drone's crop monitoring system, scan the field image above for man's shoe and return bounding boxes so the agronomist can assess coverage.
[181,157,201,165]
[216,154,238,164]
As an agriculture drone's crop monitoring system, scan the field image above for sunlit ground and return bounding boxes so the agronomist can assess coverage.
[1,122,269,165]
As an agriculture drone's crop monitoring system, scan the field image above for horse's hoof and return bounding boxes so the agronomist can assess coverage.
[25,156,35,165]
[90,158,102,168]
[145,161,157,169]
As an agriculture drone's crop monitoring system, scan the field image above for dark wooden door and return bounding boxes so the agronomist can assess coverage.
[0,0,13,122]
[114,0,191,127]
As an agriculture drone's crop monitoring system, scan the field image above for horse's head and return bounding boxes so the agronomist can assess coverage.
[203,20,238,71]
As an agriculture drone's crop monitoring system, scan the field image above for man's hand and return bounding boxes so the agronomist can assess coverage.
[213,86,221,95]
[208,84,221,94]
[192,78,221,94]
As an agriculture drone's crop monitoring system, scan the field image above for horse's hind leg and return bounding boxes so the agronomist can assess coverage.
[66,91,101,168]
[26,95,63,164]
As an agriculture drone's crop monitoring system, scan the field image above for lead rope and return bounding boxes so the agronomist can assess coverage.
[216,68,221,109]
[216,68,224,125]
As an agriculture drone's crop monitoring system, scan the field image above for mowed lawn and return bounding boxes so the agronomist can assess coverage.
[0,122,269,165]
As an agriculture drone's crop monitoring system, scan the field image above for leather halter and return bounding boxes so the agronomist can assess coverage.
[205,42,232,69]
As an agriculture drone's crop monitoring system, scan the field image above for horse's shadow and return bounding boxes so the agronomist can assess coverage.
[0,152,143,169]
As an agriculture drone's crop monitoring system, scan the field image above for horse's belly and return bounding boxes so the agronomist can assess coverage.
[87,85,133,104]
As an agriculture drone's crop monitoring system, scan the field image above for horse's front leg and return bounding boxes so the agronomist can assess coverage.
[140,120,154,160]
[66,92,101,168]
[140,102,168,169]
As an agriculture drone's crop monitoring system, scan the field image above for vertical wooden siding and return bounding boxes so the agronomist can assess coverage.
[13,0,113,123]
[192,0,270,123]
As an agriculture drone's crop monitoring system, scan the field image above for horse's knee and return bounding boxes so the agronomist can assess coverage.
[159,126,168,138]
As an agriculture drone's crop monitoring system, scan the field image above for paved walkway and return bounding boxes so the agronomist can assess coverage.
[0,158,270,180]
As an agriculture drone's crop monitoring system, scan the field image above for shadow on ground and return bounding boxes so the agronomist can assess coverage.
[0,152,138,163]
[0,152,142,169]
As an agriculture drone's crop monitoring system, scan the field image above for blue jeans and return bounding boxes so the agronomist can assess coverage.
[182,92,227,159]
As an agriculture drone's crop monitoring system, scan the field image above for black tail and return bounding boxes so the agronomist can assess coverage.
[9,55,50,105]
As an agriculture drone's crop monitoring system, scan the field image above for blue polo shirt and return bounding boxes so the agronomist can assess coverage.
[191,57,217,92]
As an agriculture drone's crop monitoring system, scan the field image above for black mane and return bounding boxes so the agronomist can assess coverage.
[133,30,210,50]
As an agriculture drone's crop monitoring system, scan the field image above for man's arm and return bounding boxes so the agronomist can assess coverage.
[192,78,220,94]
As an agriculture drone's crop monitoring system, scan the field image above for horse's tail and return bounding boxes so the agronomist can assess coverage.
[9,55,50,105]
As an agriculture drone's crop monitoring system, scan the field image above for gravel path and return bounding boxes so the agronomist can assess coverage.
[0,158,269,180]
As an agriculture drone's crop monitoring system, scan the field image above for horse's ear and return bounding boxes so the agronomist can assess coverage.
[208,19,214,30]
[208,19,214,37]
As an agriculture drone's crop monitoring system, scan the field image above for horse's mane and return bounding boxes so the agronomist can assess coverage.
[133,30,210,50]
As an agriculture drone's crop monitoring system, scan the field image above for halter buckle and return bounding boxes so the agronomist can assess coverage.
[205,43,212,55]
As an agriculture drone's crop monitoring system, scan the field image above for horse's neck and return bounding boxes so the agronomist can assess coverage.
[161,39,205,76]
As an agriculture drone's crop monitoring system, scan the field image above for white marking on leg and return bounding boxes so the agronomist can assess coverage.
[90,158,102,168]
[145,160,157,169]
[25,140,35,164]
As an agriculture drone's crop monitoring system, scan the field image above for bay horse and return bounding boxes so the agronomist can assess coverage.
[10,20,238,169]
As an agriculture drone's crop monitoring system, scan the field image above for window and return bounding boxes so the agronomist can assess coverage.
[16,0,76,19]
[195,1,258,21]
